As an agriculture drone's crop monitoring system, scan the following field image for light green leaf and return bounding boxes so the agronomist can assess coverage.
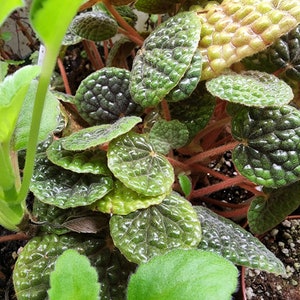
[30,154,113,208]
[108,132,174,196]
[127,249,238,300]
[248,182,300,234]
[232,105,300,188]
[206,71,293,107]
[149,120,189,155]
[93,180,166,215]
[47,139,111,175]
[0,0,24,27]
[30,0,82,47]
[0,65,40,142]
[0,61,9,82]
[61,116,141,151]
[110,192,202,264]
[195,206,286,275]
[12,80,59,150]
[48,249,100,300]
[178,174,192,197]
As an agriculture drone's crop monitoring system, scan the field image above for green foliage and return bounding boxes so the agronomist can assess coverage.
[48,249,100,300]
[127,249,239,300]
[0,0,24,27]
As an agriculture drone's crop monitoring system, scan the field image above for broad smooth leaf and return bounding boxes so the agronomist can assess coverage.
[198,0,300,80]
[30,154,113,208]
[127,249,238,300]
[110,192,202,264]
[195,206,285,275]
[61,116,141,151]
[13,234,136,300]
[93,180,166,215]
[0,0,24,27]
[12,80,60,150]
[30,0,82,47]
[232,105,300,188]
[130,11,201,107]
[248,182,300,234]
[206,71,293,107]
[0,65,40,143]
[107,132,174,196]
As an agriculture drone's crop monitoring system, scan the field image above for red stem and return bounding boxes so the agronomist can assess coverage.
[161,99,171,121]
[57,57,72,94]
[0,232,29,243]
[215,204,249,218]
[82,40,105,70]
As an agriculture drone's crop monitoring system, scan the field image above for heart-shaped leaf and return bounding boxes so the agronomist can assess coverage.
[206,71,293,107]
[74,67,142,125]
[13,233,136,300]
[195,206,285,275]
[47,139,111,175]
[31,154,113,208]
[107,132,174,196]
[110,192,202,264]
[48,249,100,300]
[232,105,300,188]
[93,180,166,215]
[61,116,141,151]
[127,249,238,300]
[149,119,189,155]
[130,11,201,107]
[248,182,300,234]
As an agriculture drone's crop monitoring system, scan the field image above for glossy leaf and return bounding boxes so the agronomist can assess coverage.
[198,0,300,80]
[165,49,202,102]
[0,65,40,143]
[47,139,111,175]
[178,174,192,197]
[13,80,60,150]
[13,233,136,300]
[130,12,201,107]
[70,11,118,42]
[93,180,166,215]
[206,71,293,107]
[74,67,142,125]
[30,154,113,208]
[195,206,286,275]
[107,132,174,196]
[0,0,24,27]
[48,249,100,300]
[127,249,238,300]
[110,192,202,264]
[61,116,141,151]
[30,0,82,47]
[169,85,216,140]
[248,182,300,234]
[149,119,189,155]
[232,106,300,188]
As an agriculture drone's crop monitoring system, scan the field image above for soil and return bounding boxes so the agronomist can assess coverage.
[243,218,300,300]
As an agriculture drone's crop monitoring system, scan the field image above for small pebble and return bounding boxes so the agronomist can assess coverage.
[291,279,298,286]
[246,287,255,299]
[281,248,289,255]
[270,228,279,236]
[278,241,285,248]
[282,220,291,227]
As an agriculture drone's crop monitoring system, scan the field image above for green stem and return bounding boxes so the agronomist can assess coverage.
[17,45,57,204]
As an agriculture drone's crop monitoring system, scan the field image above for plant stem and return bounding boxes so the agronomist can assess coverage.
[82,40,104,70]
[57,57,71,94]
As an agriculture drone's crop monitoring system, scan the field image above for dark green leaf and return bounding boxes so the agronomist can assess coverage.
[110,192,202,264]
[107,132,174,196]
[134,0,180,14]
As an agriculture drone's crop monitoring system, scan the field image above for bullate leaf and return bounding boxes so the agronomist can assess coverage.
[127,249,238,300]
[70,11,118,42]
[206,71,293,107]
[13,233,136,300]
[110,192,202,264]
[248,182,300,234]
[30,154,113,208]
[149,119,189,155]
[107,132,174,196]
[195,206,286,275]
[130,11,201,107]
[13,80,60,150]
[134,0,180,14]
[198,0,300,80]
[93,180,166,215]
[74,67,142,125]
[47,139,111,175]
[61,116,141,151]
[48,249,100,300]
[232,105,300,188]
[165,49,202,103]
